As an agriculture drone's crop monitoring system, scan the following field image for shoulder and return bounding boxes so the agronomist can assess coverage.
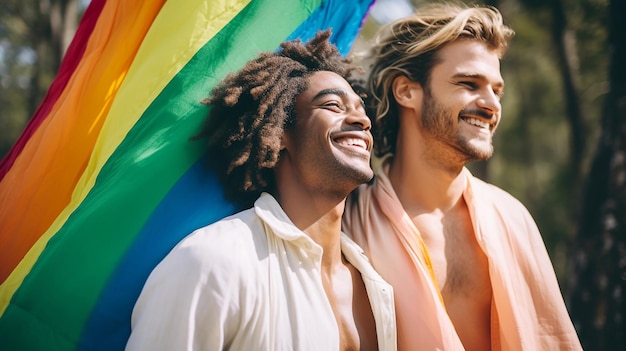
[469,174,530,213]
[129,210,268,349]
[162,208,268,278]
[467,174,539,230]
[466,174,545,253]
[185,208,258,246]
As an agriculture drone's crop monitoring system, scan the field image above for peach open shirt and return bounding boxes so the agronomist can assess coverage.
[343,156,583,350]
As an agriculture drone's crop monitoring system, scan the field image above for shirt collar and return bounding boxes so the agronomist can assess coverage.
[253,193,321,250]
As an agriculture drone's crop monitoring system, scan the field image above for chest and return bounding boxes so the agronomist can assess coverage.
[412,210,491,300]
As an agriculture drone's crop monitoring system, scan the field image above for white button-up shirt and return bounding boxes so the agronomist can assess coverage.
[127,193,396,351]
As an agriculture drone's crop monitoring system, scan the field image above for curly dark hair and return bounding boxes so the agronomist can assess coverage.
[196,30,361,208]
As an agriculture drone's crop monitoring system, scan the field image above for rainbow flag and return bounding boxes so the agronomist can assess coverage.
[0,0,375,349]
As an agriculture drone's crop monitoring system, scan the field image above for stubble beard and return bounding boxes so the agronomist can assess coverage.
[313,149,374,196]
[421,89,494,162]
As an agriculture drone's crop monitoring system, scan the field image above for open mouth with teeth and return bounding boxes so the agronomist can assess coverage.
[333,134,371,155]
[462,117,491,130]
[336,137,367,149]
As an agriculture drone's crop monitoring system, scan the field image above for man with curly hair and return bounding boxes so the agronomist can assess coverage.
[126,30,396,351]
[343,3,582,351]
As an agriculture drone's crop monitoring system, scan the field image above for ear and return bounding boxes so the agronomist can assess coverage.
[392,75,422,108]
[280,131,290,151]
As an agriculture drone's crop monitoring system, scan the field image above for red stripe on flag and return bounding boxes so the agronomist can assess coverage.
[0,0,107,181]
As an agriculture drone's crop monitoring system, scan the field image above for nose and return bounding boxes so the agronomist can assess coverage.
[346,108,372,131]
[477,89,501,115]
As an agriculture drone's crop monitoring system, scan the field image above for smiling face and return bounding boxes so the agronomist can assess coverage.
[281,71,374,196]
[421,40,504,161]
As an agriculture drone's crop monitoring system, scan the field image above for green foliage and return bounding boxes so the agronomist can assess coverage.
[493,0,608,283]
[0,0,38,156]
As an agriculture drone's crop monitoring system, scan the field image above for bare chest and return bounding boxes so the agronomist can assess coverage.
[322,262,378,351]
[412,210,493,350]
[412,208,490,295]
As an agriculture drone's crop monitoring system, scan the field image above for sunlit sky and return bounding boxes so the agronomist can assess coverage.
[369,0,414,24]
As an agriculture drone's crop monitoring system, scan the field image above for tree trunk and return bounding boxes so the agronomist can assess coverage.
[28,0,79,117]
[569,0,626,349]
[550,0,585,180]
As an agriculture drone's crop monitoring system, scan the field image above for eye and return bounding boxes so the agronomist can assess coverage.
[458,81,478,90]
[321,101,344,112]
[493,89,504,100]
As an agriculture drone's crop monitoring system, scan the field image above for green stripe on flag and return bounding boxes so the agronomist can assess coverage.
[0,0,322,349]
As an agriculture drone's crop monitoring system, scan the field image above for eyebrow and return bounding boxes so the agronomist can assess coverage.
[311,88,348,101]
[311,88,366,108]
[452,72,505,89]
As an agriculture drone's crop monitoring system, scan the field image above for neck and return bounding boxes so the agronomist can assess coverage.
[277,188,347,271]
[388,133,467,216]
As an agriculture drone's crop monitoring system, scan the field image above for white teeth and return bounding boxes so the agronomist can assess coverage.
[337,137,366,149]
[465,117,490,129]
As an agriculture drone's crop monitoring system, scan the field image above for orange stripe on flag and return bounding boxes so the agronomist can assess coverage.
[0,0,167,283]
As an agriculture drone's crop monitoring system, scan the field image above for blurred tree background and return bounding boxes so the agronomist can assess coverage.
[358,0,623,348]
[0,0,623,349]
[0,0,81,156]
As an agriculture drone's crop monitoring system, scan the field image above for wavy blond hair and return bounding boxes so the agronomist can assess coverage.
[367,3,515,156]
